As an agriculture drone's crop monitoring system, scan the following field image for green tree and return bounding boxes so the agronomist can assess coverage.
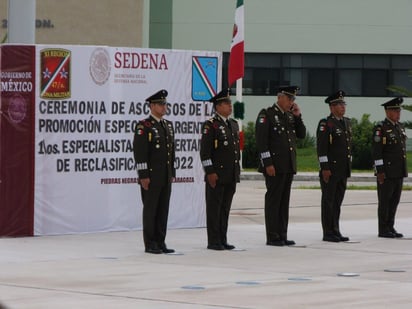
[242,121,259,168]
[351,114,375,169]
[242,121,315,169]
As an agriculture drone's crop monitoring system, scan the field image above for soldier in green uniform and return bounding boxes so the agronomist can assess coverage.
[133,89,176,254]
[372,97,407,238]
[200,89,240,250]
[316,91,352,242]
[255,86,306,246]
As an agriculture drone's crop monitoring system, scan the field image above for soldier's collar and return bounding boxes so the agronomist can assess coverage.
[150,113,163,123]
[274,102,286,114]
[331,114,343,121]
[385,117,397,126]
[216,113,228,122]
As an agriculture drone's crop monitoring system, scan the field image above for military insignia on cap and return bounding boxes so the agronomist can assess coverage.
[381,97,403,110]
[146,89,168,104]
[278,86,300,97]
[137,129,144,135]
[208,89,231,107]
[259,116,266,123]
[325,90,346,104]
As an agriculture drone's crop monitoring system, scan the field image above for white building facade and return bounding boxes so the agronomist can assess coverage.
[148,0,412,136]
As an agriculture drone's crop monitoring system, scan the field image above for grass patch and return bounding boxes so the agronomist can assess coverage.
[296,185,412,190]
[244,147,412,173]
[296,147,412,173]
[297,147,319,171]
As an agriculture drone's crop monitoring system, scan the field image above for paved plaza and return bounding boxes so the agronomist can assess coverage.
[1,178,412,308]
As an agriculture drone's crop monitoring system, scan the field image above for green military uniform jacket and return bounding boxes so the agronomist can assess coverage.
[133,115,176,186]
[316,115,352,177]
[255,104,306,174]
[200,115,240,184]
[372,119,407,178]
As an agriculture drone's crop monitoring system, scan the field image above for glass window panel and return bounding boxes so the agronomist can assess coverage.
[363,70,388,96]
[308,69,334,95]
[242,68,254,95]
[282,54,291,67]
[246,53,280,67]
[282,69,308,95]
[364,55,390,69]
[392,56,412,69]
[286,55,303,68]
[302,54,335,68]
[337,55,362,68]
[338,70,362,96]
[390,70,412,95]
[251,68,280,95]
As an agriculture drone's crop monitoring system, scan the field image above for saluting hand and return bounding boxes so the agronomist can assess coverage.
[265,165,276,177]
[207,173,218,188]
[322,170,332,183]
[140,178,150,190]
[377,172,385,185]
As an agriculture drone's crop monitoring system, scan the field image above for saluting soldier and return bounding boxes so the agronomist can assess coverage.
[200,89,240,250]
[372,97,407,238]
[255,86,306,246]
[317,91,352,242]
[133,89,176,254]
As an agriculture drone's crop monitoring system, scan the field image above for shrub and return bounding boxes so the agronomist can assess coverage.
[350,114,375,170]
[297,132,315,149]
[242,121,259,168]
[241,121,315,168]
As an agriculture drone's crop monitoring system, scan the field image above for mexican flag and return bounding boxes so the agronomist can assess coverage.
[228,0,244,87]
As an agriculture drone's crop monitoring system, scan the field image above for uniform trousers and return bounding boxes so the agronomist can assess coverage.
[264,173,294,241]
[141,182,172,249]
[320,175,347,236]
[205,182,236,246]
[377,177,403,234]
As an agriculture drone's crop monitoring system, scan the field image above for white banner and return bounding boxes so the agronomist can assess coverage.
[34,45,221,235]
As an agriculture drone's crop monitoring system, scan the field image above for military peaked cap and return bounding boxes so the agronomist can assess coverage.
[209,88,231,107]
[278,86,300,98]
[146,89,168,104]
[381,97,403,110]
[325,90,346,104]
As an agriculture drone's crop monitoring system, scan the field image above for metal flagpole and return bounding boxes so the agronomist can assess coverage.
[236,78,243,170]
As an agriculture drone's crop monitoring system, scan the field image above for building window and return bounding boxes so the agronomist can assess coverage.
[363,70,388,96]
[308,69,334,96]
[222,53,412,97]
[338,70,362,95]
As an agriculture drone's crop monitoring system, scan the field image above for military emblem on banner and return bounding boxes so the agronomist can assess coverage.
[89,47,111,86]
[40,48,71,99]
[191,56,218,101]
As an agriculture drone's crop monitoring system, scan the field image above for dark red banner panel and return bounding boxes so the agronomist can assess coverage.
[0,45,35,236]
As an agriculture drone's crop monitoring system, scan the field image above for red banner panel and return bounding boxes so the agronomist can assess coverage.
[0,45,35,236]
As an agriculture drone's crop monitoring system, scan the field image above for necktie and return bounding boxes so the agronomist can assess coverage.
[226,119,232,131]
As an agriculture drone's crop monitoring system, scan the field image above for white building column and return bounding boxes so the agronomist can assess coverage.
[7,0,36,43]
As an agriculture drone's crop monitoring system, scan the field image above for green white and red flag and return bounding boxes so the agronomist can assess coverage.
[228,0,244,87]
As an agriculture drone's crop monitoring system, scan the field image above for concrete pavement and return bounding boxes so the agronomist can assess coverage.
[1,179,412,309]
